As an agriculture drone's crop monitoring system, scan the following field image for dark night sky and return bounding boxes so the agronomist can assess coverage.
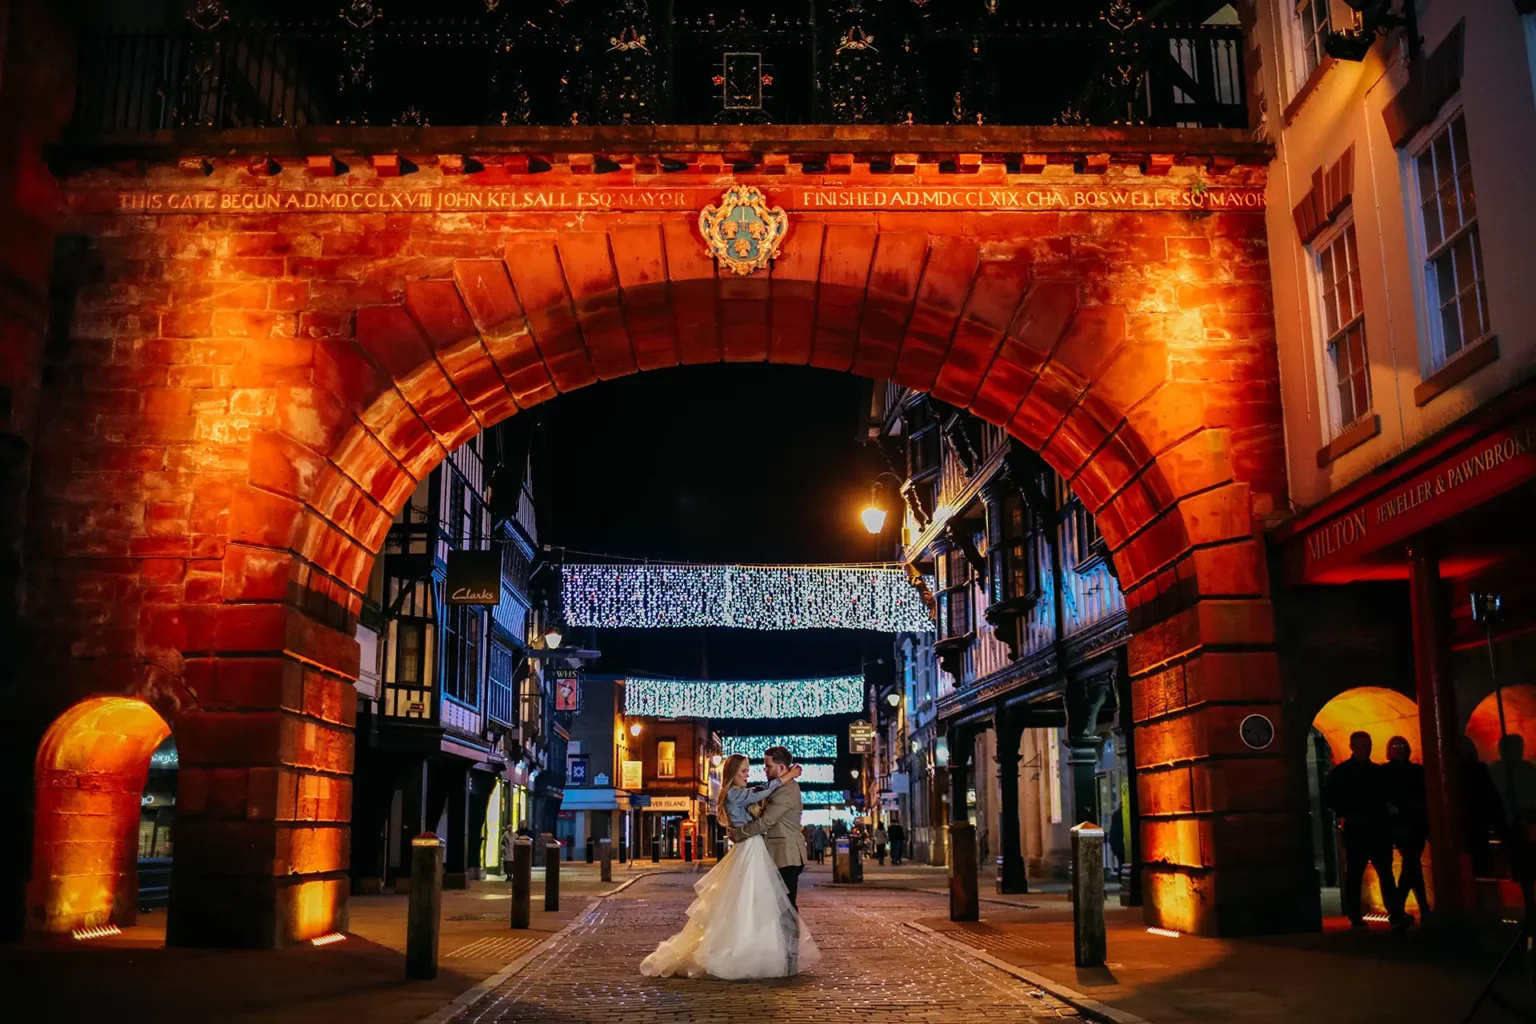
[537,363,893,684]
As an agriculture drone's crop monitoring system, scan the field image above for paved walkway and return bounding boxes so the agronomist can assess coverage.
[457,871,1086,1023]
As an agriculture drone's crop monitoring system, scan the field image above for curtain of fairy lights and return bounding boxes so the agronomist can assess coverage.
[562,562,933,633]
[720,735,838,760]
[747,763,836,784]
[623,676,864,719]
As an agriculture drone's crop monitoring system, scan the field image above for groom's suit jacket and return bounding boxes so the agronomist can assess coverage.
[737,778,806,868]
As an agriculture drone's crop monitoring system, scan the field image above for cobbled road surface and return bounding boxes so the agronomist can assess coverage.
[458,872,1086,1023]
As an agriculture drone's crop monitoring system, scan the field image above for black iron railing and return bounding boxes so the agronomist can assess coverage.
[68,1,1248,135]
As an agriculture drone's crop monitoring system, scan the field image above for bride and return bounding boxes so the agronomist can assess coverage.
[639,753,821,980]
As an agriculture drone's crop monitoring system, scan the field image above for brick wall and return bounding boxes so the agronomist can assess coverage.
[25,144,1300,938]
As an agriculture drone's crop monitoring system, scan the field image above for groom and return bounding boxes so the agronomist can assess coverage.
[729,745,805,907]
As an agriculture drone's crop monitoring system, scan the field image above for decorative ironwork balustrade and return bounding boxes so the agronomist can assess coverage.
[68,1,1248,135]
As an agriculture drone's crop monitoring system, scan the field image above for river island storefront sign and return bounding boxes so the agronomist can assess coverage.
[1298,415,1536,581]
[76,183,1267,217]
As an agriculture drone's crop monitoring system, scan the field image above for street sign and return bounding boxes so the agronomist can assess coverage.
[621,759,643,790]
[880,791,900,810]
[848,719,876,754]
[628,794,652,808]
[445,549,501,605]
[647,796,692,812]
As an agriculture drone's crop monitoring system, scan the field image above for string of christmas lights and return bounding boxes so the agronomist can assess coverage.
[623,675,864,719]
[562,562,933,633]
[748,763,837,784]
[720,735,838,760]
[800,790,858,808]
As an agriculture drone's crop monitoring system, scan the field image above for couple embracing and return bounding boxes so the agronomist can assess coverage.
[640,745,822,980]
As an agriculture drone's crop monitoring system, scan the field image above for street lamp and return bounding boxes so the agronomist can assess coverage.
[885,692,901,708]
[629,722,642,737]
[544,626,563,650]
[860,471,904,536]
[850,769,860,780]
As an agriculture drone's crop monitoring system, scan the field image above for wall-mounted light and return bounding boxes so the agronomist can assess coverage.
[1324,0,1419,62]
[850,769,861,780]
[885,692,901,707]
[544,627,563,650]
[629,722,642,737]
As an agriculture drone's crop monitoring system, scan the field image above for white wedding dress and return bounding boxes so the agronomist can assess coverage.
[639,832,821,980]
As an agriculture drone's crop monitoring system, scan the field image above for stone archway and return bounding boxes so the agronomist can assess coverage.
[33,147,1290,942]
[28,697,171,935]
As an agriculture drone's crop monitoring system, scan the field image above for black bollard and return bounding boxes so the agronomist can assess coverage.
[715,835,726,861]
[949,823,979,922]
[544,842,561,912]
[510,836,532,929]
[599,837,613,882]
[1070,822,1107,967]
[850,837,864,883]
[651,837,661,863]
[406,833,444,979]
[684,835,693,862]
[619,841,627,864]
[586,837,595,864]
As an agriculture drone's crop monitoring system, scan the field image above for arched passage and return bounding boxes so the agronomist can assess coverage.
[35,166,1289,941]
[28,697,170,935]
[1311,686,1422,766]
[1305,686,1429,920]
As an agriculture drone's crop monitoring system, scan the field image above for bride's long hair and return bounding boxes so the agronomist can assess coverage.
[715,753,750,827]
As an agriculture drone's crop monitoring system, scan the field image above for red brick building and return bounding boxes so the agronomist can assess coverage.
[4,0,1303,946]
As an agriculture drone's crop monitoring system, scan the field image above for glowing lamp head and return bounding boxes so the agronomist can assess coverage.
[885,692,901,707]
[544,627,563,650]
[850,769,860,780]
[629,722,642,737]
[860,506,888,535]
[710,754,723,767]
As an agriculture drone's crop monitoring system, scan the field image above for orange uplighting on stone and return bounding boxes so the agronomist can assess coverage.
[1310,686,1422,766]
[1464,683,1536,763]
[28,697,171,935]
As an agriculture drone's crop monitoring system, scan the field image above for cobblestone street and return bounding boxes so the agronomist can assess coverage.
[459,872,1086,1023]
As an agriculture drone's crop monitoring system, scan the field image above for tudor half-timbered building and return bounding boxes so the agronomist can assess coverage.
[873,382,1137,897]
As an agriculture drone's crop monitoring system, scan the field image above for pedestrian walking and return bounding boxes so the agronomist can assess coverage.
[873,824,888,865]
[1326,731,1411,930]
[811,824,829,864]
[1107,803,1125,874]
[1382,735,1429,918]
[888,820,906,865]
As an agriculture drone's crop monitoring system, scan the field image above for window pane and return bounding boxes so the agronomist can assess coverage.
[1433,134,1454,188]
[1450,115,1470,173]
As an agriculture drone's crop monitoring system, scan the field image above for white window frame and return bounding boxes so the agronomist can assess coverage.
[1309,212,1372,437]
[1403,103,1493,374]
[1287,0,1334,95]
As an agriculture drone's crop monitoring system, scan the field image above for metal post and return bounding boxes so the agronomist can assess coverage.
[850,834,864,883]
[1070,822,1107,968]
[509,836,532,929]
[684,835,693,862]
[833,836,850,883]
[586,837,595,864]
[599,837,613,883]
[544,842,561,912]
[406,833,444,980]
[948,822,979,922]
[651,836,661,863]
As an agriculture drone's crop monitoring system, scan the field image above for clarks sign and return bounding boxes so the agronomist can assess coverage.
[74,183,1268,217]
[445,549,501,606]
[1299,416,1536,581]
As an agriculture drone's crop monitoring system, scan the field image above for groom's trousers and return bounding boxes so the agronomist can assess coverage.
[779,865,803,908]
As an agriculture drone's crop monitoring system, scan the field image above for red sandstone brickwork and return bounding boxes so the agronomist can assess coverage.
[31,152,1290,939]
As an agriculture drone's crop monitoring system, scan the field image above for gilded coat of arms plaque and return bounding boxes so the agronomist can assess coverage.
[698,185,788,275]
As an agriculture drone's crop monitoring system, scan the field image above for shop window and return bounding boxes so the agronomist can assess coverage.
[657,739,677,778]
[442,604,483,708]
[1411,110,1491,371]
[1314,218,1372,433]
[487,641,515,726]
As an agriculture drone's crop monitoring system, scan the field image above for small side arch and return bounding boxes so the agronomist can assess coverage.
[28,697,171,934]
